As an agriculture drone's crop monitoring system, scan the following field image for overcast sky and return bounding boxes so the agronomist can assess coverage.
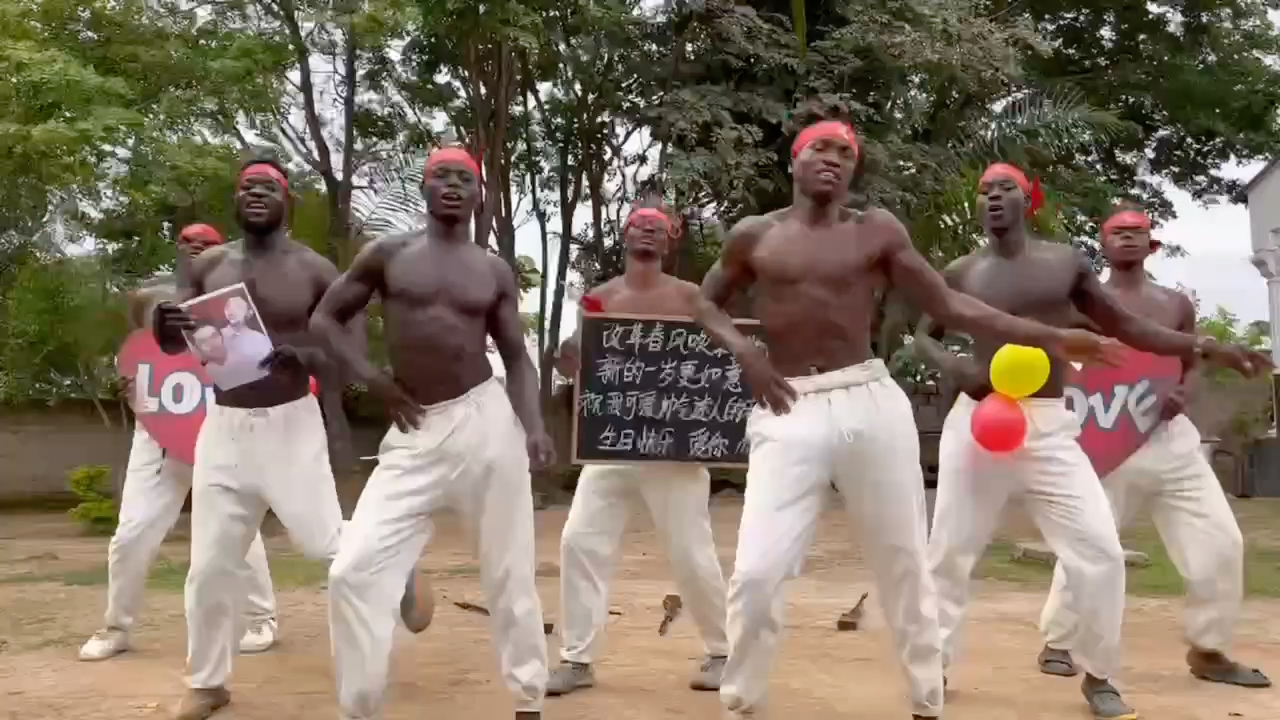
[1143,161,1268,322]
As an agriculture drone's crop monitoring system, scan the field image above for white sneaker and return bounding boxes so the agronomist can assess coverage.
[79,628,130,661]
[239,618,278,654]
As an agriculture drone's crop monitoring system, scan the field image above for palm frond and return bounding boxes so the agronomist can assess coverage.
[951,86,1127,171]
[349,154,428,240]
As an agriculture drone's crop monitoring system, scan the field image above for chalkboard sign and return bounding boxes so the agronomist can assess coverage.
[572,313,765,467]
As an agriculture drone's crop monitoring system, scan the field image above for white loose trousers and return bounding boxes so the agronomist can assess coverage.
[1040,414,1243,654]
[720,360,943,718]
[928,395,1126,681]
[186,394,344,689]
[559,463,728,664]
[328,378,546,719]
[104,425,275,633]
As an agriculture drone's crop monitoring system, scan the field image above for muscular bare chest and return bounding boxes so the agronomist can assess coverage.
[202,253,318,335]
[384,245,497,316]
[751,222,886,296]
[956,251,1077,322]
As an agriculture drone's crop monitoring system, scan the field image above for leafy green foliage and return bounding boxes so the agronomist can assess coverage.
[2,0,1280,410]
[66,464,117,535]
[1189,305,1273,451]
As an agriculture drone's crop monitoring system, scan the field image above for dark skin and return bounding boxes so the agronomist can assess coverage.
[1099,221,1197,420]
[556,210,702,377]
[150,171,362,469]
[913,174,1271,404]
[1062,218,1269,683]
[309,158,555,469]
[692,130,1128,416]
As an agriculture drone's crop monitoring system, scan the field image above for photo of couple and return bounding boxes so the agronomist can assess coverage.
[180,283,273,390]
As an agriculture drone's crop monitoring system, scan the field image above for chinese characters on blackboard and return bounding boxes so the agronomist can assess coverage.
[573,316,764,465]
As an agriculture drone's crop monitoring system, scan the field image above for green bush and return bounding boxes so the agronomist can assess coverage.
[67,464,118,535]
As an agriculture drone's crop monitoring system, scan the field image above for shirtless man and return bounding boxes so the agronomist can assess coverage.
[80,224,279,663]
[915,165,1270,720]
[683,106,1128,720]
[548,200,729,696]
[151,161,421,720]
[311,146,551,720]
[1036,205,1271,689]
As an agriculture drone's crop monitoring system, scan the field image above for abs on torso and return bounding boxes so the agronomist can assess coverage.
[954,241,1082,396]
[742,213,888,372]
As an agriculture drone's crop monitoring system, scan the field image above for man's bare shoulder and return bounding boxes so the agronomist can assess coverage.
[587,276,624,300]
[284,238,341,277]
[190,244,232,277]
[728,212,782,241]
[1150,281,1196,312]
[353,232,421,268]
[942,252,981,279]
[484,252,521,295]
[1029,238,1086,263]
[853,207,915,254]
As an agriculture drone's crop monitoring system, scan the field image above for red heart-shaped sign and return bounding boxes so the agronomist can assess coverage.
[1066,348,1183,479]
[116,329,213,466]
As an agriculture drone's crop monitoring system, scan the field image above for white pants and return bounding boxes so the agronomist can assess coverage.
[721,360,943,718]
[929,395,1125,680]
[187,394,343,689]
[559,463,728,663]
[104,425,274,632]
[329,378,546,719]
[1040,414,1243,654]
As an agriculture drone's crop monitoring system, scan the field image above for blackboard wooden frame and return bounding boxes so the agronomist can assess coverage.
[570,312,762,468]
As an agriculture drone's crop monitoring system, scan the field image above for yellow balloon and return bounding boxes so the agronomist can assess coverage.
[989,344,1051,399]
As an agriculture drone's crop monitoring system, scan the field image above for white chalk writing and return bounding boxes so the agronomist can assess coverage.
[577,317,764,462]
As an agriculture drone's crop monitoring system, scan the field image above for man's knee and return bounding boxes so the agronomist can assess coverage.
[1070,531,1126,587]
[186,545,238,593]
[559,518,606,563]
[729,558,787,611]
[327,546,373,600]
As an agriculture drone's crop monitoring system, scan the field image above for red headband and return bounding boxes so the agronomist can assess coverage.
[239,163,288,190]
[424,147,481,178]
[1101,210,1152,235]
[979,162,1044,215]
[791,120,859,160]
[624,207,671,232]
[178,223,224,246]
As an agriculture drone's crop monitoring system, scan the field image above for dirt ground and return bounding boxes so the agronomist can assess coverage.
[2,502,1278,720]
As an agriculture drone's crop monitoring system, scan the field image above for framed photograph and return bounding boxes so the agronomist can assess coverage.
[179,283,274,390]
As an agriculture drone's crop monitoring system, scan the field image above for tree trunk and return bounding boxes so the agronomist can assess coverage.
[539,141,583,400]
[523,81,552,376]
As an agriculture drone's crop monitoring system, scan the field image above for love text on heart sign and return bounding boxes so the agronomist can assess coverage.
[1064,379,1161,435]
[132,363,216,415]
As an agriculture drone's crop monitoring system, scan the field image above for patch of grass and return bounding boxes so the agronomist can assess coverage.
[0,553,328,590]
[978,498,1280,598]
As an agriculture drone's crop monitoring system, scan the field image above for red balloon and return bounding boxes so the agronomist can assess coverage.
[970,393,1027,453]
